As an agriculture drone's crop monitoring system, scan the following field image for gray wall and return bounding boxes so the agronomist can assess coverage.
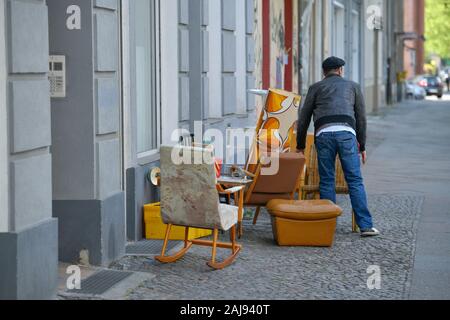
[49,0,95,200]
[7,0,52,232]
[0,0,58,300]
[48,0,125,266]
[0,220,58,300]
[49,0,121,201]
[126,162,160,241]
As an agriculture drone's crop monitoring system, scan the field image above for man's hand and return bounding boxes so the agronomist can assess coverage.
[361,151,367,165]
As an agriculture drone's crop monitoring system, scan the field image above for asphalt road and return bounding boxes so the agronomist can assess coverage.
[363,92,450,299]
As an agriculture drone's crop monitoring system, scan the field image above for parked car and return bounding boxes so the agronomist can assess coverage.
[405,80,426,100]
[413,75,444,98]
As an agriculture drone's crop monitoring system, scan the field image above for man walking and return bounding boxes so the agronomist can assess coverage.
[446,71,450,92]
[296,56,379,237]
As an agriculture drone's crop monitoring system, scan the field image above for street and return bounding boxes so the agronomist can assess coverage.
[364,93,450,299]
[59,93,450,300]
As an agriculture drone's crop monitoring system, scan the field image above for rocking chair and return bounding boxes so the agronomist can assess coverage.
[155,145,243,270]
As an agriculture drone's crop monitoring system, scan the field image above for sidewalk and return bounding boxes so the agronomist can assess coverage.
[59,94,450,300]
[363,93,450,299]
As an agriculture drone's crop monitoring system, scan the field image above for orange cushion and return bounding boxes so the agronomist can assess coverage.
[267,199,342,221]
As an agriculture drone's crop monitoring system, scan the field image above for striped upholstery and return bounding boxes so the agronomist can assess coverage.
[160,145,238,231]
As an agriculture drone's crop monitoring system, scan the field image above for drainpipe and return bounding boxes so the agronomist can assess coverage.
[298,0,304,94]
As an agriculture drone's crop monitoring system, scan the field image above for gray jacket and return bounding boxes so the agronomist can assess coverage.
[296,74,367,151]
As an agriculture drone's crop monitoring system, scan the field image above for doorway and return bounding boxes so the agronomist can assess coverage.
[121,0,162,242]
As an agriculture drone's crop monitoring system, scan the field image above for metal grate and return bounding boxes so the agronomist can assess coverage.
[126,240,182,255]
[67,270,133,296]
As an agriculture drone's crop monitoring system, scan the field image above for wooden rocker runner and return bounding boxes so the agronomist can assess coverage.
[155,224,242,270]
[155,145,243,270]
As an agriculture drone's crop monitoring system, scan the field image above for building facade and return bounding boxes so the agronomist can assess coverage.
[0,0,256,299]
[255,0,408,113]
[403,0,425,79]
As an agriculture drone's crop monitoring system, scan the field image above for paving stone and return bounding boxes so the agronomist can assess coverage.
[110,194,423,300]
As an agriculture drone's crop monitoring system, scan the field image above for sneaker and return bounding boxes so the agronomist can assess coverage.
[360,228,380,237]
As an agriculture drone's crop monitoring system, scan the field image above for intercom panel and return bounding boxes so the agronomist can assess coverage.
[49,55,66,98]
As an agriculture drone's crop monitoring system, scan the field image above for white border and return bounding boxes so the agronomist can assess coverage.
[0,0,9,232]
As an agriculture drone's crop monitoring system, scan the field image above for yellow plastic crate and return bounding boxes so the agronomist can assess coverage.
[144,203,212,240]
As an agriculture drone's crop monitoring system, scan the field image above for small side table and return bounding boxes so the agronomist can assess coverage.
[217,175,253,238]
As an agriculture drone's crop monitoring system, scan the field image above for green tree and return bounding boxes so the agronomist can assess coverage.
[425,0,450,59]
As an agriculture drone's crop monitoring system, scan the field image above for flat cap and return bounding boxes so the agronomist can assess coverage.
[322,56,346,70]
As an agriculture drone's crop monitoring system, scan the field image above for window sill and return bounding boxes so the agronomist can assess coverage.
[137,150,160,166]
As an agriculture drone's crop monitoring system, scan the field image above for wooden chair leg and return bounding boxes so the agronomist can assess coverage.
[352,210,359,233]
[159,224,172,257]
[207,225,242,270]
[210,228,219,264]
[155,224,193,264]
[252,206,261,225]
[230,225,237,254]
[238,188,244,238]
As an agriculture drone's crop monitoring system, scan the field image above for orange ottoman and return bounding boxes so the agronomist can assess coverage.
[267,200,343,247]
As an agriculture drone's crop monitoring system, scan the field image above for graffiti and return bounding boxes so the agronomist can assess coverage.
[367,5,383,30]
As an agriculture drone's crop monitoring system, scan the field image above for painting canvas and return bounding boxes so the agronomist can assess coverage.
[246,88,301,174]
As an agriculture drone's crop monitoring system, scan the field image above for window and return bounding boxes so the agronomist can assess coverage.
[333,1,345,59]
[352,9,361,82]
[134,0,160,156]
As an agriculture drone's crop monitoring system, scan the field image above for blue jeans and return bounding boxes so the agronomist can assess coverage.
[315,131,373,230]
